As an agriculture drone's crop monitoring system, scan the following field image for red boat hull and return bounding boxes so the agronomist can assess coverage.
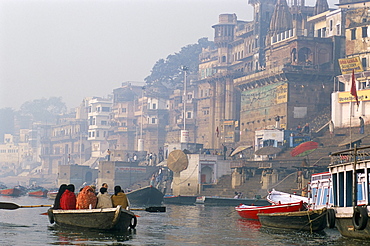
[235,201,304,220]
[0,188,23,196]
[28,189,48,197]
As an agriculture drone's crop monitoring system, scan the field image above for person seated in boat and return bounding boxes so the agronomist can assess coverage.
[96,187,113,208]
[76,185,98,209]
[53,184,67,209]
[111,185,129,210]
[60,184,76,210]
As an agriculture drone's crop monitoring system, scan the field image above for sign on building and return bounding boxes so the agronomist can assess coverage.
[338,57,363,74]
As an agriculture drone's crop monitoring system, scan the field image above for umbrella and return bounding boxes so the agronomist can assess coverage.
[255,146,282,156]
[230,145,253,157]
[167,150,188,173]
[290,141,319,157]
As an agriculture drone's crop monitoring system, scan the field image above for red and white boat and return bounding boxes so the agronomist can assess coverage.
[235,201,305,220]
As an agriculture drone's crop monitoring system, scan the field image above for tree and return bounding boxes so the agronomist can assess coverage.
[19,97,67,124]
[144,37,215,89]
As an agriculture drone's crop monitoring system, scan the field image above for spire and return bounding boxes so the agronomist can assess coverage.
[269,0,293,37]
[314,0,329,15]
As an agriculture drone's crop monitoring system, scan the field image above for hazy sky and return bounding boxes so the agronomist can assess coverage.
[0,0,335,110]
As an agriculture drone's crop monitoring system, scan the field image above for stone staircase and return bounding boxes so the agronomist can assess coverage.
[200,175,236,197]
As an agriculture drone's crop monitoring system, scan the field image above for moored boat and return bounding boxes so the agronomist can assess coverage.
[196,196,271,206]
[235,201,305,220]
[47,190,58,200]
[258,207,327,232]
[328,145,370,239]
[0,185,27,196]
[267,189,309,205]
[48,205,137,232]
[163,195,197,205]
[28,187,48,197]
[126,186,164,206]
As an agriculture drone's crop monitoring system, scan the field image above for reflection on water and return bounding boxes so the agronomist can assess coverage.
[1,196,370,245]
[48,226,134,245]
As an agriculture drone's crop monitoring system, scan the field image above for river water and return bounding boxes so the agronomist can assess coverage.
[0,196,369,245]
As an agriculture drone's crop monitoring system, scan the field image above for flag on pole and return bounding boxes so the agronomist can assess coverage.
[350,69,359,107]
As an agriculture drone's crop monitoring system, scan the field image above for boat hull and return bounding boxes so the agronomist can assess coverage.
[49,206,136,232]
[0,188,23,196]
[127,186,164,205]
[235,201,304,220]
[28,189,48,197]
[198,196,271,206]
[334,207,370,239]
[163,195,197,205]
[258,208,327,232]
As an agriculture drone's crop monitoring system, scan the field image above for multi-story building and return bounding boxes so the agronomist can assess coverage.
[193,0,339,149]
[333,0,370,128]
[86,97,112,158]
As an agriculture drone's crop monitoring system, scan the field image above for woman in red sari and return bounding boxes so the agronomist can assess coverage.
[60,184,76,210]
[76,185,97,209]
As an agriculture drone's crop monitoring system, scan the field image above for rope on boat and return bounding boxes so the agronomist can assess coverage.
[297,209,327,234]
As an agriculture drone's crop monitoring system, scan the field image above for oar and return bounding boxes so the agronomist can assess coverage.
[131,206,166,212]
[0,202,52,210]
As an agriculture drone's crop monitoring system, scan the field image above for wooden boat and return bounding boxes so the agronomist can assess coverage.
[267,189,308,205]
[0,185,27,196]
[235,201,305,220]
[48,205,137,231]
[126,186,164,205]
[196,196,271,206]
[28,187,48,197]
[163,195,197,205]
[258,207,328,232]
[328,145,370,239]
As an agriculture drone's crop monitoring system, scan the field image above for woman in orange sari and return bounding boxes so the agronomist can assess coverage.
[76,185,97,209]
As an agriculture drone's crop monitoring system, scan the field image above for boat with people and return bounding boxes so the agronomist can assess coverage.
[126,185,164,205]
[47,205,137,232]
[235,201,305,220]
[257,207,328,232]
[328,145,370,239]
[196,196,271,206]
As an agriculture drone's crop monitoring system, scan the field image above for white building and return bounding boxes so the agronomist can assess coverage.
[86,97,112,158]
[332,71,370,128]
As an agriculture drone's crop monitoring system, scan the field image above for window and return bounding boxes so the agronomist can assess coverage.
[152,103,157,109]
[330,20,333,31]
[317,29,321,38]
[151,118,156,124]
[362,57,367,69]
[351,28,356,40]
[362,26,368,38]
[187,112,192,118]
[336,24,340,35]
[96,131,99,137]
[121,108,126,113]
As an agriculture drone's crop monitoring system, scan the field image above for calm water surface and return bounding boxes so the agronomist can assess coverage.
[0,196,369,245]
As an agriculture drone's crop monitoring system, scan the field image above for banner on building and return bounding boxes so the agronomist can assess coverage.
[338,90,370,103]
[338,57,363,74]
